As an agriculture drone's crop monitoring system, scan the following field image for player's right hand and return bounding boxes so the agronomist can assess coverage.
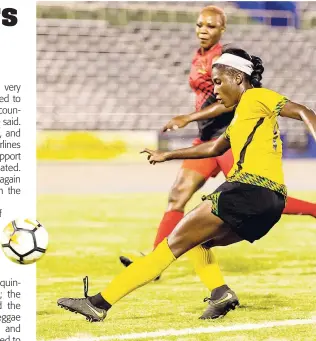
[162,115,190,132]
[140,148,168,165]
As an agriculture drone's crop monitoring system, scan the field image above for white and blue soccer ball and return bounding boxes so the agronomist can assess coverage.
[1,219,48,264]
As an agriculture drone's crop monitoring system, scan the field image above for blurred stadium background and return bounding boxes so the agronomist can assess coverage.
[36,2,316,341]
[37,1,316,160]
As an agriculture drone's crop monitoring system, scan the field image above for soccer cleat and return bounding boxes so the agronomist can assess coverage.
[119,254,161,281]
[199,288,239,320]
[57,297,107,322]
[57,276,107,322]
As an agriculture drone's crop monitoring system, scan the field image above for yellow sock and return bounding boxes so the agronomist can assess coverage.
[187,245,225,291]
[101,239,176,305]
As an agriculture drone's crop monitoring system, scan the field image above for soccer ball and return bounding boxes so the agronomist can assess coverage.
[1,219,48,264]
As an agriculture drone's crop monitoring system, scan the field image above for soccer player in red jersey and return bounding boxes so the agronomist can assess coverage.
[119,5,316,318]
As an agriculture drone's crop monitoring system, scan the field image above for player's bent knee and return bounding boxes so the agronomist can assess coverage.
[168,188,190,211]
[167,202,222,258]
[168,179,197,211]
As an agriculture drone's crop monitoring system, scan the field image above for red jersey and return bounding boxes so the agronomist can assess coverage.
[189,43,222,111]
[188,43,235,141]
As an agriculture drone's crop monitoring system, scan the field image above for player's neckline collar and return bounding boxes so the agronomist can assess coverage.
[197,43,221,56]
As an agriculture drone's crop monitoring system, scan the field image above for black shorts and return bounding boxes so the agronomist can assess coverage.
[202,181,286,243]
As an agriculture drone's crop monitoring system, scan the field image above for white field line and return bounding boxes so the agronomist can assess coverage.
[49,318,316,341]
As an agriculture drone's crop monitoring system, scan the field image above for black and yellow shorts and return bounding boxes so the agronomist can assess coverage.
[203,181,286,243]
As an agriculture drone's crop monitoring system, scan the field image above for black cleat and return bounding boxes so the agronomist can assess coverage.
[57,276,107,322]
[199,288,239,320]
[57,296,107,322]
[119,254,161,281]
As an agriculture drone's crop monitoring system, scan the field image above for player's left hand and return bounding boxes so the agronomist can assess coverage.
[162,115,190,132]
[140,148,168,165]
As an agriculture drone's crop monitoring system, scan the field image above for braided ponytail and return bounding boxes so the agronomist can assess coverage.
[250,55,264,88]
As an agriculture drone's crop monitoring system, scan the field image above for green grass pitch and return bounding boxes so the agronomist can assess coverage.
[37,192,316,341]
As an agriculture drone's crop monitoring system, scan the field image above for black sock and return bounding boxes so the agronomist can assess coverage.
[211,284,230,300]
[88,293,112,310]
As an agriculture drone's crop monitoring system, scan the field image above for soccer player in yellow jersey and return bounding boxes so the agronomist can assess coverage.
[58,48,316,322]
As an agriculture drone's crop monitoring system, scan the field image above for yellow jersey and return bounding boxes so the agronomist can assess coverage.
[224,88,288,197]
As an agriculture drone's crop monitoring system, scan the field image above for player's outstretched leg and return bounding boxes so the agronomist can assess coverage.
[283,196,316,217]
[57,201,242,321]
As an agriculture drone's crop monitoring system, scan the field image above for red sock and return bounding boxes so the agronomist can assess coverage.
[283,197,316,217]
[153,211,184,249]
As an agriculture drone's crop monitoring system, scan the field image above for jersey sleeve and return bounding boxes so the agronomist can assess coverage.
[259,89,289,117]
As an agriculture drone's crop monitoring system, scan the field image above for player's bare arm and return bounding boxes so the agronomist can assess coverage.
[280,101,316,141]
[141,134,230,164]
[162,102,234,132]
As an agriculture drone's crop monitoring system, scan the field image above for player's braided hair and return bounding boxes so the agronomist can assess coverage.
[221,46,264,88]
